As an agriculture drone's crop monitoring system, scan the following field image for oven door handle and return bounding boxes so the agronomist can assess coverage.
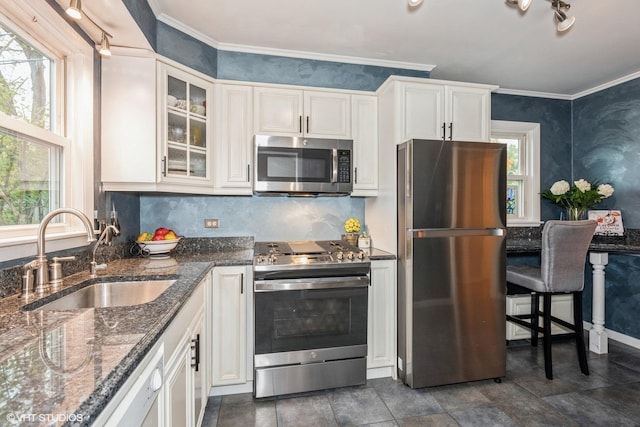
[254,276,369,292]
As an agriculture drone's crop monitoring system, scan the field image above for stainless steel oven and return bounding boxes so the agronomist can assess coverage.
[252,241,370,398]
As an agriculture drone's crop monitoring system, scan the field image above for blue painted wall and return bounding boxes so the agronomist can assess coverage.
[491,94,573,221]
[140,195,365,242]
[573,77,640,340]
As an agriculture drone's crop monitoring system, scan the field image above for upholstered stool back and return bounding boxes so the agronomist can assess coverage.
[541,220,597,293]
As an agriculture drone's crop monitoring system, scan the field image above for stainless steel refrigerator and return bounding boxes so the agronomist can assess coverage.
[397,139,507,388]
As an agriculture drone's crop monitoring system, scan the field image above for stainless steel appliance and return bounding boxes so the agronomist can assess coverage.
[397,139,507,388]
[252,240,370,398]
[253,135,353,196]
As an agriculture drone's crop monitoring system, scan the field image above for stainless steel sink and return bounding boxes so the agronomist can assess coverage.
[33,279,176,311]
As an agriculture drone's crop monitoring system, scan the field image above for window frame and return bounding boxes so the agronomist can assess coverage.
[491,120,541,227]
[0,2,95,261]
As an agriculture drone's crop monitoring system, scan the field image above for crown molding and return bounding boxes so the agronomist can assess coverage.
[155,14,434,72]
[494,88,572,100]
[572,71,640,99]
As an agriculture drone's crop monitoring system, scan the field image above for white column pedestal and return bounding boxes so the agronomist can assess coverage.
[589,252,609,354]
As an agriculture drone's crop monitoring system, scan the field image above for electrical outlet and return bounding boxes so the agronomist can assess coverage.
[204,219,219,228]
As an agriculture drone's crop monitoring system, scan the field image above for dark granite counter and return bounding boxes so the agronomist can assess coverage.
[506,227,640,254]
[368,248,396,260]
[0,247,252,426]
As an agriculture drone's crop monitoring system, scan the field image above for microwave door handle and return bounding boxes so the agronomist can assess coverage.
[331,148,338,183]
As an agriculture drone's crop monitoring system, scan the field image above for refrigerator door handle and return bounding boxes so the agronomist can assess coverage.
[410,228,505,238]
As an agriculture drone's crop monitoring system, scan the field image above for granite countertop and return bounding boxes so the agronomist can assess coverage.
[0,248,252,427]
[368,248,396,260]
[506,228,640,254]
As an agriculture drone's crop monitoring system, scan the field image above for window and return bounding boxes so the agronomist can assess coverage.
[0,3,94,261]
[0,22,61,226]
[491,121,540,226]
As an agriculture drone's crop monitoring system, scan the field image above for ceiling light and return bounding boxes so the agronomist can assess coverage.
[553,1,575,32]
[506,0,532,12]
[66,0,82,20]
[518,0,533,11]
[507,0,576,32]
[63,0,115,56]
[98,32,112,57]
[408,0,424,7]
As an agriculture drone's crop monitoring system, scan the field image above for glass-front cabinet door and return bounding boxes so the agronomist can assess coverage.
[158,63,213,186]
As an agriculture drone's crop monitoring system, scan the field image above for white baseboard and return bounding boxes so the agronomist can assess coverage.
[583,321,640,350]
[209,381,253,397]
[366,366,395,380]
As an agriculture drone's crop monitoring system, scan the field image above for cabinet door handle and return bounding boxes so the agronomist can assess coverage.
[441,123,446,141]
[191,334,200,371]
[354,167,358,184]
[299,116,302,133]
[162,156,167,176]
[240,273,244,294]
[306,116,310,134]
[448,123,453,141]
[247,164,251,182]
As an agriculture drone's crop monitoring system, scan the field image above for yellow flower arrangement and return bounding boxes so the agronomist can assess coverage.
[344,217,361,234]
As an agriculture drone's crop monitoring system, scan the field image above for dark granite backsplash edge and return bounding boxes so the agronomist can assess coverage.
[0,236,254,298]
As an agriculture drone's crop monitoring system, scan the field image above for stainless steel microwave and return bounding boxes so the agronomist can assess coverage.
[253,135,353,196]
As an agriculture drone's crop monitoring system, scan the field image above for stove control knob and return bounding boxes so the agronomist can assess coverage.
[256,255,266,264]
[347,251,355,261]
[268,254,277,264]
[336,251,344,261]
[357,251,365,260]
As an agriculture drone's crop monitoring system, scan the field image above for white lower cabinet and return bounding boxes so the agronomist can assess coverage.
[210,266,251,388]
[164,278,208,427]
[506,294,574,341]
[99,272,210,427]
[367,259,396,378]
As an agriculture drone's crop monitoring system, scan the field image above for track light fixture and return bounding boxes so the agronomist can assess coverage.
[505,0,532,12]
[65,0,82,20]
[506,0,575,32]
[65,0,113,56]
[552,0,575,32]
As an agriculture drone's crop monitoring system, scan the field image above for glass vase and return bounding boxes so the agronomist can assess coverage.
[566,207,586,221]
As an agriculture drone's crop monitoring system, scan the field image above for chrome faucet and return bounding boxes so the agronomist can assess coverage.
[34,208,96,294]
[90,224,120,278]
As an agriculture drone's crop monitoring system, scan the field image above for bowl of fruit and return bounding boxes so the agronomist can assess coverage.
[136,227,181,257]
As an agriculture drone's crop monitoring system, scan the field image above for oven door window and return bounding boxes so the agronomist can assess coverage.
[257,147,332,183]
[254,287,367,354]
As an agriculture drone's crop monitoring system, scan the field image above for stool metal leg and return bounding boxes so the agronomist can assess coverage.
[543,293,553,380]
[573,291,589,376]
[531,292,539,347]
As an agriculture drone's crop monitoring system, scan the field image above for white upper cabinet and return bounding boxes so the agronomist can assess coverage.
[402,82,445,141]
[214,83,253,194]
[303,91,351,138]
[157,63,214,187]
[254,87,351,138]
[351,95,378,196]
[446,84,492,142]
[101,54,157,186]
[101,54,216,194]
[397,78,495,143]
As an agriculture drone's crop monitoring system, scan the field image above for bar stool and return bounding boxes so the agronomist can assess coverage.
[506,219,597,379]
